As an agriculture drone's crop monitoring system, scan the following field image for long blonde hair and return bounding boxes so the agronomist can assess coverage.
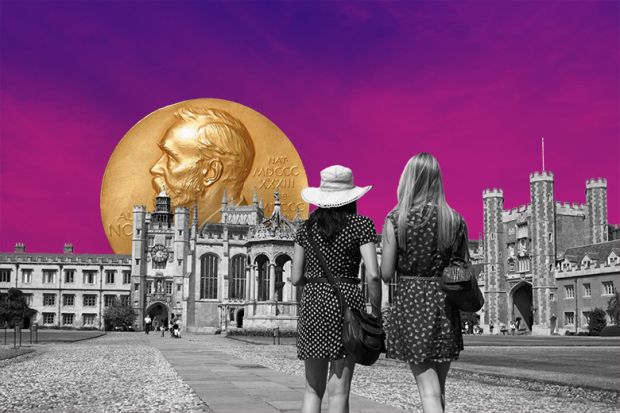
[391,153,459,251]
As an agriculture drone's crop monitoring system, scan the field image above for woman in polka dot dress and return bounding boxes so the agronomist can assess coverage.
[292,165,381,413]
[381,153,468,413]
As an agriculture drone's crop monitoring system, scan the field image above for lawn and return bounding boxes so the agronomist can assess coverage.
[0,347,34,361]
[0,329,105,344]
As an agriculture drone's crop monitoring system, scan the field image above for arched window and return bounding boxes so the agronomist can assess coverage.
[229,255,246,300]
[255,255,269,301]
[200,254,218,299]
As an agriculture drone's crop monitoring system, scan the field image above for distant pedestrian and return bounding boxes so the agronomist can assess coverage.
[464,321,470,335]
[510,321,516,335]
[171,322,181,338]
[490,323,494,335]
[500,323,508,335]
[160,325,165,337]
[144,315,152,334]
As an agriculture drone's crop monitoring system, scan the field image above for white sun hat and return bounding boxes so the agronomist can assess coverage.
[301,165,372,208]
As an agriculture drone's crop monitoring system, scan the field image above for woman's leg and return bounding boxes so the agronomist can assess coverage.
[409,361,443,413]
[435,361,451,411]
[302,359,329,413]
[326,355,356,413]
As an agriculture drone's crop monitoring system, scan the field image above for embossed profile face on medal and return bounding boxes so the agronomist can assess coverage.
[101,98,309,254]
[149,108,255,213]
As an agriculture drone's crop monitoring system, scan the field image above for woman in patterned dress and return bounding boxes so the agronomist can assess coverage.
[292,165,382,413]
[381,153,468,413]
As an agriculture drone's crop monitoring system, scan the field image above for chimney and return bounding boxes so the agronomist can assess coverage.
[64,243,74,254]
[14,242,25,253]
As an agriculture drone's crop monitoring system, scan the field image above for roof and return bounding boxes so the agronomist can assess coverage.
[558,240,620,263]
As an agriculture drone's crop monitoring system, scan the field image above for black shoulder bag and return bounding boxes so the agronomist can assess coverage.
[440,220,485,312]
[305,225,385,366]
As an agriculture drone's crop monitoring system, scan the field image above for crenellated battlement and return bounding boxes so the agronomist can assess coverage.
[586,177,607,189]
[555,201,586,217]
[174,207,189,214]
[556,259,620,275]
[503,204,531,221]
[133,205,147,212]
[555,201,585,210]
[483,188,504,199]
[508,204,530,214]
[529,171,554,182]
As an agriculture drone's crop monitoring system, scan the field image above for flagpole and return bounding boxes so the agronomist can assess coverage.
[542,137,545,171]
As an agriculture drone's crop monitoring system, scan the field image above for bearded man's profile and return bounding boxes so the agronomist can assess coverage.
[150,107,255,224]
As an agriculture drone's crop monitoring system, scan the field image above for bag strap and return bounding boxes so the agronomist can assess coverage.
[305,223,348,312]
[448,218,470,261]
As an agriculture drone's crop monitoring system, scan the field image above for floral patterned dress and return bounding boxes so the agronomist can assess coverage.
[294,214,376,360]
[386,205,466,364]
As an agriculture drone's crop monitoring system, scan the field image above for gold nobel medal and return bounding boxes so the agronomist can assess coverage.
[101,98,308,254]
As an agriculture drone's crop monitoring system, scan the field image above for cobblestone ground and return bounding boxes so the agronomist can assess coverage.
[187,335,619,413]
[1,333,618,413]
[0,334,209,413]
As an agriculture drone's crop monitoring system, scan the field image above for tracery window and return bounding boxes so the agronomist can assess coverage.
[229,255,246,300]
[200,254,218,299]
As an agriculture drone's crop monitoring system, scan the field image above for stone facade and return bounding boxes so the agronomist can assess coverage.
[0,244,131,329]
[554,241,620,333]
[481,172,619,335]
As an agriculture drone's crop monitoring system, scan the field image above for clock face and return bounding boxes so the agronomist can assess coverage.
[151,244,169,263]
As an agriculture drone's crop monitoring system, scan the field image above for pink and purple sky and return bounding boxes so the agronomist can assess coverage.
[0,1,618,254]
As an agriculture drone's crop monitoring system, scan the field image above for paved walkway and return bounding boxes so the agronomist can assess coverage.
[150,334,403,413]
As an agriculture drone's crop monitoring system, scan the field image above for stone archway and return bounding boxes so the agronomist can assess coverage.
[147,302,170,331]
[275,254,292,302]
[511,282,533,331]
[236,308,244,328]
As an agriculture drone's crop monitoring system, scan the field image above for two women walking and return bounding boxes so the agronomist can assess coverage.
[293,153,468,413]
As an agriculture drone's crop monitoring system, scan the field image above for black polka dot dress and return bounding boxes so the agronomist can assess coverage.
[386,205,464,364]
[295,215,376,360]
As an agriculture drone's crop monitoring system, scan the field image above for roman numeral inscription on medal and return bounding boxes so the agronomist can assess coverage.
[253,157,300,190]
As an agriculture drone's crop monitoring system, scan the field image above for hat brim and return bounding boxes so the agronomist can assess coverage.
[301,185,372,208]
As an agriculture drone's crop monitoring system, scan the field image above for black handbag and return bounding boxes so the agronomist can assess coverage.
[440,220,485,312]
[306,225,385,366]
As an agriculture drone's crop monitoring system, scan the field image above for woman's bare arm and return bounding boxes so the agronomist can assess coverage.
[292,243,306,287]
[380,218,397,283]
[361,242,381,317]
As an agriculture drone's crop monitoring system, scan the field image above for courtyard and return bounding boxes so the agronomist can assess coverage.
[0,332,618,412]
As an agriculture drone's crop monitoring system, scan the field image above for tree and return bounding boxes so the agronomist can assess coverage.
[588,308,607,336]
[0,288,37,328]
[607,291,620,325]
[103,298,137,330]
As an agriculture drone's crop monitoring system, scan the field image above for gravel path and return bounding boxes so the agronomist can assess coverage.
[0,334,209,413]
[187,335,619,413]
[1,332,617,413]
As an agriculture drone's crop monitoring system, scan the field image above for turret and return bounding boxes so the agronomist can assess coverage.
[153,187,172,226]
[586,178,608,244]
[529,171,556,333]
[482,187,505,327]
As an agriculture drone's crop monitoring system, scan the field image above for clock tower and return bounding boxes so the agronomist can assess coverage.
[131,187,190,331]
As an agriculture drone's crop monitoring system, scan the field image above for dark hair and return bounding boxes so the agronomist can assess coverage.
[306,201,357,243]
